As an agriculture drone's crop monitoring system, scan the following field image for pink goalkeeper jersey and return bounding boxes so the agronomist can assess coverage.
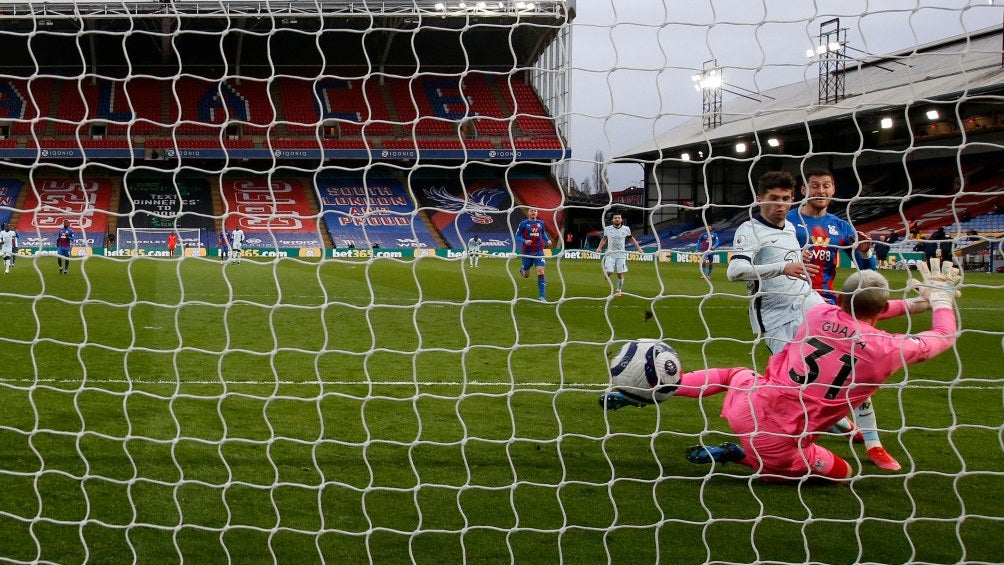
[754,301,957,436]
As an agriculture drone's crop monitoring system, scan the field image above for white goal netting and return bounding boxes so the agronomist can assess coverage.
[116,227,202,252]
[0,1,1001,563]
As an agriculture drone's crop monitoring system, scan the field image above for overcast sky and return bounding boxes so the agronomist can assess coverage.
[568,0,1001,191]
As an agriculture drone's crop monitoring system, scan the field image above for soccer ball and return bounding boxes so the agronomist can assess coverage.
[608,339,682,404]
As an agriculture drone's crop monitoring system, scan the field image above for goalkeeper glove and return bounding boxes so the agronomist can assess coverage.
[912,258,962,310]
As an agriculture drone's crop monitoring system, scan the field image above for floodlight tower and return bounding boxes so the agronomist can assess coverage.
[693,59,723,130]
[815,18,847,105]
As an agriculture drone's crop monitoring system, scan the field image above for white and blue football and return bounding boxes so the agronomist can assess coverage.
[608,339,682,404]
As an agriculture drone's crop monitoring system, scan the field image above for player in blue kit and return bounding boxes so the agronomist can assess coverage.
[696,229,720,278]
[787,170,874,303]
[56,220,74,274]
[218,228,230,262]
[787,169,898,471]
[515,207,550,302]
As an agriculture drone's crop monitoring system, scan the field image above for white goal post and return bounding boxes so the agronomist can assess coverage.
[115,227,203,250]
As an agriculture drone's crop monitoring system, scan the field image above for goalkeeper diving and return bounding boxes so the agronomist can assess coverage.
[602,258,962,481]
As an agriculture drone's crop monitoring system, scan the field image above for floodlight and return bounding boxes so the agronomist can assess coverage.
[434,3,446,10]
[766,137,780,148]
[735,142,747,153]
[880,117,893,129]
[681,152,691,161]
[807,42,842,58]
[691,69,722,90]
[926,109,939,120]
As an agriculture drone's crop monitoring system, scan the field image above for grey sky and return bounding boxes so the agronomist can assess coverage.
[568,0,1001,191]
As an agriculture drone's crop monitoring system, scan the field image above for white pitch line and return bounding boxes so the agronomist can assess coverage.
[0,378,999,390]
[0,377,606,388]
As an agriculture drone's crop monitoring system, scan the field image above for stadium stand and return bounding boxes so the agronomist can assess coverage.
[954,210,1004,234]
[121,78,166,135]
[0,74,564,156]
[0,178,24,227]
[507,171,564,236]
[3,78,54,137]
[854,176,1004,237]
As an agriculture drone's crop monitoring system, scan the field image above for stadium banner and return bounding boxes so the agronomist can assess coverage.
[238,232,327,249]
[317,174,439,249]
[13,246,931,268]
[104,248,193,257]
[412,173,514,249]
[221,178,323,247]
[661,251,727,264]
[119,176,216,231]
[0,148,145,160]
[16,178,112,248]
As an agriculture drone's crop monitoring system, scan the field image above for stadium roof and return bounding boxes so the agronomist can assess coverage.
[620,26,1004,160]
[0,0,574,73]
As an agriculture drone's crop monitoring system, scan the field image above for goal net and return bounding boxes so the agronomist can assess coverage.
[116,227,203,252]
[0,1,1001,563]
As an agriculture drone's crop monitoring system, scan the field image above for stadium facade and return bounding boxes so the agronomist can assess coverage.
[619,25,1004,255]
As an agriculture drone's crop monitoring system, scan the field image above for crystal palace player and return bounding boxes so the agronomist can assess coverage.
[56,220,74,275]
[680,260,960,480]
[218,228,230,262]
[787,170,899,471]
[788,170,874,303]
[515,207,550,302]
[696,229,720,278]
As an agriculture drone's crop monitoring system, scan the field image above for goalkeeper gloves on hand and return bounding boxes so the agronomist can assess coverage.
[911,258,962,310]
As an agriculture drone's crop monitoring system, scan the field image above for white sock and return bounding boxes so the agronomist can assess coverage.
[855,401,882,448]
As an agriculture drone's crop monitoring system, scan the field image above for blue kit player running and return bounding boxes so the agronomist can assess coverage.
[56,220,74,274]
[515,207,550,302]
[787,169,897,471]
[697,229,720,278]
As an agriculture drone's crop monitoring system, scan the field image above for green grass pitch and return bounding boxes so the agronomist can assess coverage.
[0,254,1001,563]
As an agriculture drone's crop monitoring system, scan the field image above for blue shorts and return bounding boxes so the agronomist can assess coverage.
[57,247,71,258]
[521,254,545,272]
